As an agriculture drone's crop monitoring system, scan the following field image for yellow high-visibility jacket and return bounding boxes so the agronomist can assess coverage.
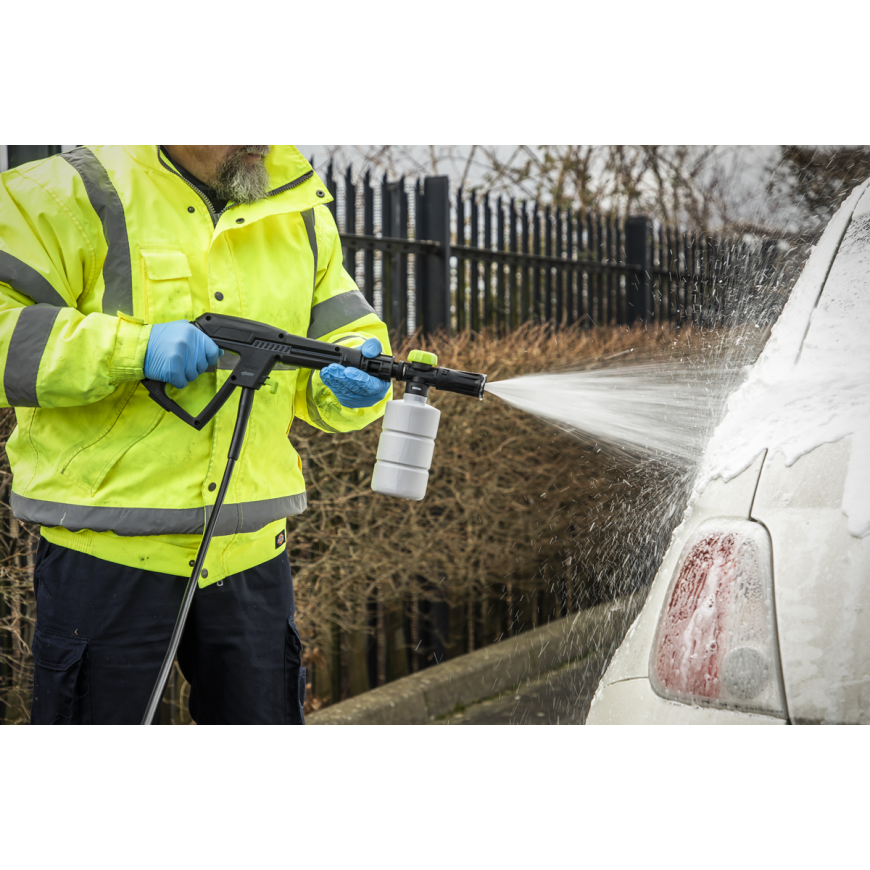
[0,145,391,585]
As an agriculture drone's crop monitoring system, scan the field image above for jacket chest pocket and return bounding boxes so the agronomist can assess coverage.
[140,247,193,323]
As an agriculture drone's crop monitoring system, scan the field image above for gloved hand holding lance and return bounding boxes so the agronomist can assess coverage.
[140,312,487,725]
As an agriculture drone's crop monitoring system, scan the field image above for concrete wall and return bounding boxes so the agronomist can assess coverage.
[309,593,644,725]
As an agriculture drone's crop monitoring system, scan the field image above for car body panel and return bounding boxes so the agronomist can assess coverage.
[590,453,767,690]
[751,438,870,724]
[586,677,785,725]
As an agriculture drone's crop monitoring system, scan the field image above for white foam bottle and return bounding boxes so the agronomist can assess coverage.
[371,351,441,501]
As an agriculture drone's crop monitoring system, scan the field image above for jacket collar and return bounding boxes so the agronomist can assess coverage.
[123,145,333,217]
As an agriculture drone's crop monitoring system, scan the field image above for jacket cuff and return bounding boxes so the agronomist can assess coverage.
[108,313,152,381]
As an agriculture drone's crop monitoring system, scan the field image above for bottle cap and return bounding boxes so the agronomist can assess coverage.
[408,349,438,367]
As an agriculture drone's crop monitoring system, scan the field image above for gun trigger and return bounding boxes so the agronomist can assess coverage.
[265,377,278,395]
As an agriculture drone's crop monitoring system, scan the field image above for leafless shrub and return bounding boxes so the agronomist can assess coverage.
[766,145,870,239]
[313,145,796,236]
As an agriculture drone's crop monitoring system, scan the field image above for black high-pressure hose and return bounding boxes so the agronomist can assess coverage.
[139,313,487,724]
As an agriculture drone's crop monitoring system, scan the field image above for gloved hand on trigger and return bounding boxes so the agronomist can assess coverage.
[320,338,390,409]
[144,321,223,390]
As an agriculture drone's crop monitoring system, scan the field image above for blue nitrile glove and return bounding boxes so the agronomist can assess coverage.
[144,321,222,390]
[320,338,390,409]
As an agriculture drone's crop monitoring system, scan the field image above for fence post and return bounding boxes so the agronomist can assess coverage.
[625,215,652,323]
[391,177,408,336]
[381,172,399,335]
[362,170,375,306]
[325,161,337,222]
[418,176,451,336]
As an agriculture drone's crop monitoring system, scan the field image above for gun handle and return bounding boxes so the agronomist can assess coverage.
[141,377,239,431]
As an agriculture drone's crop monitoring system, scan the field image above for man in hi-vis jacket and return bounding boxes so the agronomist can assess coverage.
[0,146,391,724]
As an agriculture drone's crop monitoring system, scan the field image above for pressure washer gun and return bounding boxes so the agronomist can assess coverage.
[139,312,487,724]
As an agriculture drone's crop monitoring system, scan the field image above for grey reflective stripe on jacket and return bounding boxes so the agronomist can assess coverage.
[10,491,308,536]
[307,290,376,339]
[299,207,376,338]
[0,251,68,307]
[4,305,60,406]
[301,208,317,295]
[61,148,134,317]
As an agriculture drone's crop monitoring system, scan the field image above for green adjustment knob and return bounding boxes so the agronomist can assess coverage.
[408,349,438,366]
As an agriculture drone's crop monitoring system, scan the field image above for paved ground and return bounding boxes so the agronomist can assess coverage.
[431,651,609,725]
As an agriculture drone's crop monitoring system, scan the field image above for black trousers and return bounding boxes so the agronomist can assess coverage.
[30,538,305,725]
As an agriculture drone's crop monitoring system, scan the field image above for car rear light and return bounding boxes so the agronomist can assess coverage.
[649,519,787,718]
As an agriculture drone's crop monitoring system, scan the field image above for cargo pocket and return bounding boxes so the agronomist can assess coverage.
[285,620,306,725]
[31,627,90,725]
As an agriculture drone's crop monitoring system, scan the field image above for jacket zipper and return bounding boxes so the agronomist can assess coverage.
[157,147,220,225]
[157,148,315,228]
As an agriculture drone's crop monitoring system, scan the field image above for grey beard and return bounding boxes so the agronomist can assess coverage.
[213,146,271,204]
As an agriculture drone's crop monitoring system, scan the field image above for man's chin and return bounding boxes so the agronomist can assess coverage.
[214,154,270,203]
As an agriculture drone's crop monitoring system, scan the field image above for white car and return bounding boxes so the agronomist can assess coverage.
[587,179,870,725]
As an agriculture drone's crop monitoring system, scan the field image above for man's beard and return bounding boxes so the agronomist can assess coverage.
[213,146,271,203]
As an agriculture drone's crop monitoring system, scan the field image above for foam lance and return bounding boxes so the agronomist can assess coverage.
[141,315,487,501]
[371,349,487,501]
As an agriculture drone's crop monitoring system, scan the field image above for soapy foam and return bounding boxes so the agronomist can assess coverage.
[843,431,870,537]
[696,179,870,537]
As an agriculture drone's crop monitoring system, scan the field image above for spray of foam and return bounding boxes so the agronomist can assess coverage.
[483,324,772,626]
[485,361,743,468]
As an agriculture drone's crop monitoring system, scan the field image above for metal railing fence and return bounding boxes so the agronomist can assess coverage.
[322,162,790,339]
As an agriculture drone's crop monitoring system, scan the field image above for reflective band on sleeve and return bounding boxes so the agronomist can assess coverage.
[301,208,317,295]
[306,373,339,433]
[4,304,60,406]
[307,290,377,340]
[61,149,134,316]
[0,251,68,307]
[10,491,308,536]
